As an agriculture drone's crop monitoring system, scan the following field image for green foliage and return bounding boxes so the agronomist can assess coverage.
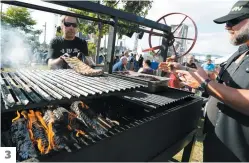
[87,42,97,56]
[69,0,153,38]
[1,6,37,33]
[1,6,42,49]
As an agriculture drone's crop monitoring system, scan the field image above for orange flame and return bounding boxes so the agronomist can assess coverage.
[37,139,45,154]
[21,111,28,119]
[35,111,48,130]
[35,111,57,154]
[26,110,48,154]
[45,122,55,154]
[76,129,85,137]
[12,111,21,122]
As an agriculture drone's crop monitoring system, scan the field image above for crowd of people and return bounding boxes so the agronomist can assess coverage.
[112,51,156,75]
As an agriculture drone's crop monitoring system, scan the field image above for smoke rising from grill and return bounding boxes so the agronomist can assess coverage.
[1,25,33,68]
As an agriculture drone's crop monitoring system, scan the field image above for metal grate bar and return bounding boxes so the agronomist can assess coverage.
[9,72,42,103]
[2,72,29,105]
[15,71,53,101]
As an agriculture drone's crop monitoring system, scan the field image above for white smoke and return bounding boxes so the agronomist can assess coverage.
[1,24,33,68]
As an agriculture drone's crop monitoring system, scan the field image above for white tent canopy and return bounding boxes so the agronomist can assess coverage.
[214,55,231,65]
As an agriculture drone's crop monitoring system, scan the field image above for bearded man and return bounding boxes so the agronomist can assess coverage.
[159,0,249,161]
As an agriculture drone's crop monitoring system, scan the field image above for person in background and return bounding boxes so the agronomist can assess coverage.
[47,15,88,69]
[113,55,119,64]
[183,55,197,69]
[134,54,140,72]
[182,55,198,92]
[128,53,135,70]
[168,69,185,89]
[112,56,128,72]
[167,57,184,89]
[159,0,249,161]
[138,60,154,75]
[202,58,215,71]
[138,54,144,68]
[202,59,216,80]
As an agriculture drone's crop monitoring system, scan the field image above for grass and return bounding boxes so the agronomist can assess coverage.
[173,118,205,162]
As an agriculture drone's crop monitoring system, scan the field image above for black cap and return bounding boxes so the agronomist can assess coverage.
[214,0,249,24]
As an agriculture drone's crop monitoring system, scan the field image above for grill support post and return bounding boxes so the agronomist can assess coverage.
[105,17,118,74]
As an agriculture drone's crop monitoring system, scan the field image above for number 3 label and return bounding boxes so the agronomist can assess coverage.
[0,147,16,163]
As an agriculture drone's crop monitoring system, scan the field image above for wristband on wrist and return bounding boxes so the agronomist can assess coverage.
[199,79,212,93]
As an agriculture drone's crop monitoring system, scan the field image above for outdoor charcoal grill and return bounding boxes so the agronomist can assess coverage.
[1,78,202,162]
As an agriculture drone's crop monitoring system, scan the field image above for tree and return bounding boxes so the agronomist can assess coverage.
[2,6,36,32]
[68,1,152,58]
[1,6,42,50]
[69,1,153,38]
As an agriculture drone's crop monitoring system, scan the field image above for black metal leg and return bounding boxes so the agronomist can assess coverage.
[181,134,196,162]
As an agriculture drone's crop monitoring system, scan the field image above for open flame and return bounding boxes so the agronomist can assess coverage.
[76,129,86,137]
[27,110,47,154]
[35,111,56,154]
[12,111,21,122]
[15,110,57,154]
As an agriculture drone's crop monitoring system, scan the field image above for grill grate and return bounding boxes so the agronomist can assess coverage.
[121,89,194,109]
[1,69,146,111]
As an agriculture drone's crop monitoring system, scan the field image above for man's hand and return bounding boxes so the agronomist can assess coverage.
[175,66,209,88]
[60,53,71,61]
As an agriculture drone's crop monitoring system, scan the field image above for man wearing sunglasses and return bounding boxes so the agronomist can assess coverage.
[47,15,88,69]
[159,0,249,161]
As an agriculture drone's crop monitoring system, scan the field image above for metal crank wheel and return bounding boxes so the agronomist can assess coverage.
[143,13,198,58]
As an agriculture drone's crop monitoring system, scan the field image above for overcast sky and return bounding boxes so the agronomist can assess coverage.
[3,0,239,56]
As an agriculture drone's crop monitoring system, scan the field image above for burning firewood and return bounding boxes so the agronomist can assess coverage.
[52,107,95,143]
[21,110,49,155]
[42,109,71,152]
[11,111,38,160]
[63,57,103,76]
[70,101,109,135]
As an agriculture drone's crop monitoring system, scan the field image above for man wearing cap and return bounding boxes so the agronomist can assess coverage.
[159,0,249,161]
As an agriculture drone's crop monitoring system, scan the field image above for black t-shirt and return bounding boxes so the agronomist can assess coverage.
[47,36,88,68]
[205,44,249,161]
[183,62,197,69]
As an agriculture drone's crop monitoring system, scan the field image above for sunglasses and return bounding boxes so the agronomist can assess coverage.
[64,22,77,28]
[226,15,249,27]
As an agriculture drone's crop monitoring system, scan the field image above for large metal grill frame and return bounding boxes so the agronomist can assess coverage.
[30,95,202,162]
[1,69,147,112]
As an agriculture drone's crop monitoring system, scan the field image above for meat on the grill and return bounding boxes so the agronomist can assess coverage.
[63,57,103,76]
[11,118,38,160]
